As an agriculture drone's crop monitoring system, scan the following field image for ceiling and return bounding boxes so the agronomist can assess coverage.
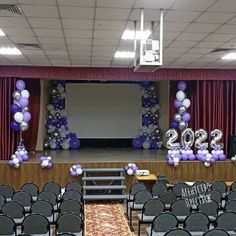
[0,0,236,68]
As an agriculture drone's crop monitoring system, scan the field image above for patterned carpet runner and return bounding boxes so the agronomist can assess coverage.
[85,201,134,236]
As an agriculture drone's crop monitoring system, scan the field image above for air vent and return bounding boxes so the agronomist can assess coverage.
[211,48,235,53]
[15,43,41,49]
[0,4,21,16]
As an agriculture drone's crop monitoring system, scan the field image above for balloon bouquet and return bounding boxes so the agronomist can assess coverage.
[9,80,31,168]
[124,163,138,175]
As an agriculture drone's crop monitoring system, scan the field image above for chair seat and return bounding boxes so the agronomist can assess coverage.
[14,217,24,224]
[227,231,236,236]
[24,206,31,212]
[190,232,205,236]
[176,215,187,222]
[145,227,165,236]
[138,214,155,222]
[127,195,134,201]
[29,234,49,236]
[165,204,171,209]
[129,202,143,210]
[208,216,216,222]
[47,215,54,223]
[57,232,82,236]
[32,196,38,202]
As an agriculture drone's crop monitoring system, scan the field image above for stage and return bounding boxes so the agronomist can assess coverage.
[0,148,236,191]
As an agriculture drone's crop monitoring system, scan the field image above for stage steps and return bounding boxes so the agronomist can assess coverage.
[82,168,126,201]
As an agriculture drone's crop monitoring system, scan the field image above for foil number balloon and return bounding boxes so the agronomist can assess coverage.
[210,129,223,148]
[181,128,194,147]
[195,129,208,148]
[165,129,179,149]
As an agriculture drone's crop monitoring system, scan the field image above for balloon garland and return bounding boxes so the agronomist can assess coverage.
[70,164,83,177]
[44,80,80,150]
[132,81,162,149]
[124,163,138,175]
[9,80,31,168]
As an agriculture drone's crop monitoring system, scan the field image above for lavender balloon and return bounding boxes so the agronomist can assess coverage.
[174,99,182,109]
[16,80,25,91]
[19,97,29,108]
[178,81,187,91]
[23,112,31,122]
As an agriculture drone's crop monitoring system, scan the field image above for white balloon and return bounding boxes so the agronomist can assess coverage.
[204,162,211,167]
[42,160,48,167]
[14,112,23,123]
[182,98,191,108]
[21,89,30,99]
[76,168,83,175]
[13,158,19,164]
[142,141,151,149]
[47,104,54,111]
[47,156,52,161]
[176,91,186,101]
[127,169,134,175]
[173,157,180,163]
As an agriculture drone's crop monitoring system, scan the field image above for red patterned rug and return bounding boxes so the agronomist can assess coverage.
[85,201,134,236]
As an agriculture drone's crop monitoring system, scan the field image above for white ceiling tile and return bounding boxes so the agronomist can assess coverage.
[0,58,11,65]
[208,0,236,12]
[45,50,68,56]
[2,28,34,36]
[163,32,180,40]
[186,48,213,54]
[41,44,67,50]
[21,5,59,17]
[9,36,38,44]
[164,47,189,54]
[172,0,216,11]
[0,0,16,3]
[215,24,236,34]
[62,19,93,29]
[67,45,91,51]
[96,8,130,20]
[187,61,208,68]
[50,59,71,66]
[38,37,65,44]
[34,29,63,37]
[94,30,122,39]
[30,59,52,66]
[92,46,116,52]
[130,9,161,21]
[195,41,223,49]
[93,38,119,46]
[95,20,126,31]
[164,10,201,22]
[119,40,135,47]
[179,53,203,61]
[66,38,92,45]
[0,17,29,28]
[60,6,94,19]
[0,37,12,44]
[48,54,70,60]
[218,42,236,49]
[18,0,56,5]
[28,18,61,29]
[20,49,45,55]
[97,0,135,8]
[57,0,95,7]
[135,0,176,9]
[196,12,234,24]
[64,30,92,38]
[168,40,197,48]
[227,17,236,24]
[177,32,208,41]
[0,43,15,47]
[164,22,189,32]
[164,52,182,59]
[204,33,235,42]
[70,53,91,58]
[185,23,220,33]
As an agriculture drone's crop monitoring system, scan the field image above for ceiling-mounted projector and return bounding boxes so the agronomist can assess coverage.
[134,9,163,72]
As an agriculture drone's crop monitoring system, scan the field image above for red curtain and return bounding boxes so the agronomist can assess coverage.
[0,78,40,160]
[169,80,236,156]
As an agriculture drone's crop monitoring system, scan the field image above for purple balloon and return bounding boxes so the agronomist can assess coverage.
[212,154,219,160]
[181,154,188,161]
[210,158,216,165]
[219,154,226,161]
[22,154,29,161]
[16,80,25,91]
[23,112,31,122]
[18,157,23,163]
[10,120,20,132]
[170,121,178,129]
[178,81,187,91]
[132,138,142,149]
[69,138,80,149]
[8,160,14,167]
[182,113,191,122]
[167,159,174,166]
[188,154,195,161]
[10,103,21,114]
[124,166,128,171]
[76,164,81,169]
[132,166,138,172]
[19,97,29,108]
[174,99,182,109]
[47,163,53,169]
[40,156,46,162]
[70,171,77,177]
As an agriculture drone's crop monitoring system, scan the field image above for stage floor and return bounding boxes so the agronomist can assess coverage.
[29,148,167,163]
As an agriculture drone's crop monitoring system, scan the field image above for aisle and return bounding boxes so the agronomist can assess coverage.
[85,201,134,236]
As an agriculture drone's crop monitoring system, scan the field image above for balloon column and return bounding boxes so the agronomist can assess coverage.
[170,81,191,131]
[44,80,80,150]
[70,164,83,177]
[132,81,162,149]
[124,163,138,175]
[39,155,53,169]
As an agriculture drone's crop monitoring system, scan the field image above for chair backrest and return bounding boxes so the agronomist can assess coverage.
[12,191,32,208]
[171,199,191,216]
[172,182,188,197]
[0,193,6,208]
[38,190,57,207]
[216,212,236,231]
[152,182,168,197]
[164,228,191,236]
[225,200,236,213]
[57,234,76,236]
[1,201,25,220]
[129,183,146,197]
[22,214,49,234]
[159,192,177,205]
[65,181,82,193]
[133,190,152,205]
[192,181,208,188]
[198,199,218,217]
[152,213,178,233]
[0,184,15,199]
[231,181,236,191]
[62,190,82,202]
[226,190,236,201]
[21,183,39,198]
[212,181,227,194]
[208,190,222,204]
[142,199,165,217]
[31,200,54,217]
[0,215,16,235]
[57,213,83,233]
[203,229,230,236]
[184,212,210,232]
[43,182,61,196]
[59,199,82,215]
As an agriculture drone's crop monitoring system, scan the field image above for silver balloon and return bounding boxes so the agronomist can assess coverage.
[20,121,29,131]
[142,141,151,149]
[210,129,223,148]
[178,106,186,115]
[44,142,50,149]
[53,131,59,138]
[50,88,58,95]
[12,90,21,101]
[179,121,187,130]
[195,129,208,148]
[174,113,181,122]
[181,128,194,147]
[22,107,29,112]
[165,129,179,149]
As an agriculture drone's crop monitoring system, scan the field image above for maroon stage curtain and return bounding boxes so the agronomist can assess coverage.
[169,80,236,156]
[0,78,40,160]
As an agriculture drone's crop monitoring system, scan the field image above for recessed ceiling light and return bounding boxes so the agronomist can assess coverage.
[0,47,22,55]
[114,51,135,59]
[122,30,151,40]
[221,53,236,60]
[0,29,6,36]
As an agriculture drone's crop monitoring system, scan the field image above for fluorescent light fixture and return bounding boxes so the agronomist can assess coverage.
[0,47,22,55]
[221,53,236,60]
[0,29,5,36]
[122,29,151,40]
[114,51,135,59]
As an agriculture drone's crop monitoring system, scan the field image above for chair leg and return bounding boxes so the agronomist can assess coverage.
[129,208,133,227]
[138,220,141,236]
[126,199,129,219]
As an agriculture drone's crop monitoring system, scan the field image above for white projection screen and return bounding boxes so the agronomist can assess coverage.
[65,83,141,138]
